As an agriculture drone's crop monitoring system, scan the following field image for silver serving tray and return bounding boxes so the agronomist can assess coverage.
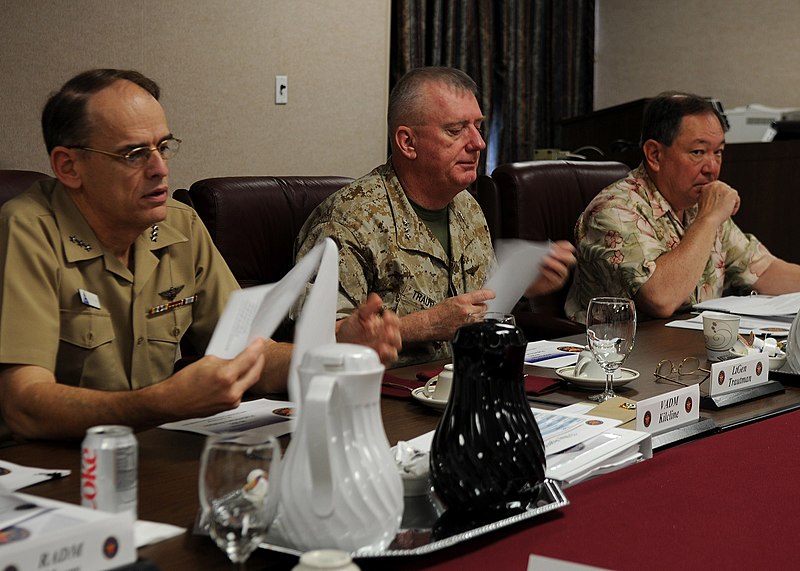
[260,478,568,558]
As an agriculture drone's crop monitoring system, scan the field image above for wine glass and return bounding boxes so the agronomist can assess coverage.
[199,432,282,569]
[586,297,636,403]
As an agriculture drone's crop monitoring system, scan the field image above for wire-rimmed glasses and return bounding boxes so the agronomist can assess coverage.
[654,357,710,391]
[70,137,181,168]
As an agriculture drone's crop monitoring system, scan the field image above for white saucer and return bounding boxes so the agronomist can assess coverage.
[555,366,639,390]
[411,387,448,411]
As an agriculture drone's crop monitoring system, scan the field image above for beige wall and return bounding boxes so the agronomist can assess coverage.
[596,0,800,110]
[0,1,390,190]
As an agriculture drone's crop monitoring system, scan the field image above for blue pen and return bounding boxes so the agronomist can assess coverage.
[525,352,568,364]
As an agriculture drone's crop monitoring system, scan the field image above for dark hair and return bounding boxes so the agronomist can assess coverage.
[388,66,479,132]
[41,69,160,153]
[640,91,727,149]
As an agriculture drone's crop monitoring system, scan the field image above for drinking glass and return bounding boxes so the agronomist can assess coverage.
[586,297,636,403]
[199,433,282,569]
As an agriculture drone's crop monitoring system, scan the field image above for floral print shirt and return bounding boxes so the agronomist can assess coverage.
[565,164,774,322]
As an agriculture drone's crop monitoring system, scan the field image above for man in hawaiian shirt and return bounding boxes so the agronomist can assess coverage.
[566,91,800,322]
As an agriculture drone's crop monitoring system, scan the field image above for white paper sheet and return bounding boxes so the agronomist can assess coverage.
[532,409,621,456]
[159,399,295,437]
[528,553,612,570]
[524,340,583,369]
[484,239,550,313]
[693,292,800,319]
[666,314,792,336]
[135,520,186,548]
[204,238,338,403]
[0,460,70,492]
[405,407,649,488]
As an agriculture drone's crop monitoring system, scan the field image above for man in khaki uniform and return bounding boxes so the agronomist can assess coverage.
[0,69,400,441]
[296,67,575,365]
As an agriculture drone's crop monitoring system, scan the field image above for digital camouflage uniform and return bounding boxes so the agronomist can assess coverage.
[565,164,774,323]
[294,161,494,366]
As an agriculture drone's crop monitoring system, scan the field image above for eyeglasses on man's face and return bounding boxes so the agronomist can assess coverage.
[70,137,181,168]
[653,357,710,388]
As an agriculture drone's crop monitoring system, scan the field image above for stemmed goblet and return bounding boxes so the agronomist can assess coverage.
[199,432,282,569]
[586,296,636,403]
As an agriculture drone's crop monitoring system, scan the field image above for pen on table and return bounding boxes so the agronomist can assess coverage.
[525,352,572,364]
[35,471,67,480]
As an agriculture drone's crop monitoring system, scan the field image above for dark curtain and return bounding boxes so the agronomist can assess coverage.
[390,0,594,174]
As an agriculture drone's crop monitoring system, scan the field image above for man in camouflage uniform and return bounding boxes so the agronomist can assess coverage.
[566,91,800,323]
[296,67,575,366]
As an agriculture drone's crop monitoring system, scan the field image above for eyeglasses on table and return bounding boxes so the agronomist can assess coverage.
[653,357,710,394]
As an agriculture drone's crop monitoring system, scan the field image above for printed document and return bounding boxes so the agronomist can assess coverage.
[484,239,550,313]
[693,292,800,319]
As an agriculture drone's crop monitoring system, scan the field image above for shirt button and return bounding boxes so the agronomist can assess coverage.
[172,327,181,337]
[137,337,145,345]
[87,332,94,342]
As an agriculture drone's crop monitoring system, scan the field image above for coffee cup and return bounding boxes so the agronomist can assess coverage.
[574,350,609,379]
[423,364,453,401]
[701,311,741,362]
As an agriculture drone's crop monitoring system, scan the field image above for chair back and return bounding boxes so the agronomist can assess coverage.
[176,176,352,288]
[0,170,51,207]
[489,160,631,242]
[481,160,631,338]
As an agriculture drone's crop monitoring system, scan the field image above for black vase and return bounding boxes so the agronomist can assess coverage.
[429,320,546,513]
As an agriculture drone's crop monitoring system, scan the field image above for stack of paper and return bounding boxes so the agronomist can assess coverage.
[693,293,800,321]
[532,408,652,487]
[403,407,651,489]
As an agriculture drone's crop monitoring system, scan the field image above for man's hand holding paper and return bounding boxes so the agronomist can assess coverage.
[485,240,576,313]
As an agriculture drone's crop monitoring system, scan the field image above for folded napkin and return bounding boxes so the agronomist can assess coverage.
[416,368,444,382]
[524,374,563,396]
[382,370,562,399]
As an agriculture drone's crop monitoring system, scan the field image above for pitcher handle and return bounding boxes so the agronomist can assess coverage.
[305,375,337,517]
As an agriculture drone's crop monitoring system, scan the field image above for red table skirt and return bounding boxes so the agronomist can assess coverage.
[368,409,800,571]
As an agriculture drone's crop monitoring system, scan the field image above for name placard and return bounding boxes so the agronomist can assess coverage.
[709,353,768,397]
[636,385,700,433]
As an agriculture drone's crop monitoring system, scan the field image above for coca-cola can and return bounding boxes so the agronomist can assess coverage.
[81,425,138,517]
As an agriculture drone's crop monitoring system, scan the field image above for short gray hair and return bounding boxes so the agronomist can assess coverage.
[388,67,479,131]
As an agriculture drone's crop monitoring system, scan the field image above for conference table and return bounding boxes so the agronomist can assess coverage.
[3,317,800,570]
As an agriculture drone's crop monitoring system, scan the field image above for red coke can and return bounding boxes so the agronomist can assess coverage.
[81,425,138,517]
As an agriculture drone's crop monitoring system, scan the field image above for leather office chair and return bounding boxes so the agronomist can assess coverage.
[477,160,631,340]
[0,169,51,445]
[0,169,51,208]
[175,176,353,288]
[173,176,352,342]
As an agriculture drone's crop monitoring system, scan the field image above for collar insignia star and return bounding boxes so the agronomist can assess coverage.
[69,235,92,251]
[402,219,412,240]
[159,285,185,301]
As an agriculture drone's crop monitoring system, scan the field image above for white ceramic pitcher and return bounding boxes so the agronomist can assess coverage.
[274,343,403,553]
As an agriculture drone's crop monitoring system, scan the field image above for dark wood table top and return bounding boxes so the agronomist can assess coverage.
[2,316,797,570]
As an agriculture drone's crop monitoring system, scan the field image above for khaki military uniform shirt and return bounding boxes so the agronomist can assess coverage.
[294,161,494,366]
[565,164,774,323]
[0,179,238,390]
